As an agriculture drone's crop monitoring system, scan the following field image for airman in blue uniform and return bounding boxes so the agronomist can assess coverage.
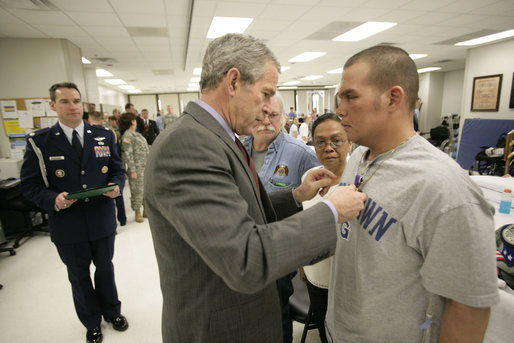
[20,82,128,343]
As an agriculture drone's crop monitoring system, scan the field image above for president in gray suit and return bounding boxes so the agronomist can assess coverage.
[145,33,367,343]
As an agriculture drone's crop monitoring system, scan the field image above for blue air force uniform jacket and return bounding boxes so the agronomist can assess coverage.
[20,123,125,244]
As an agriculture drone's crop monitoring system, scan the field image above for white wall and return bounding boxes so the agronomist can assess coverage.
[179,92,200,112]
[441,70,464,117]
[158,94,180,115]
[278,90,295,114]
[129,95,158,118]
[460,38,514,124]
[98,85,127,110]
[418,72,444,133]
[0,38,85,158]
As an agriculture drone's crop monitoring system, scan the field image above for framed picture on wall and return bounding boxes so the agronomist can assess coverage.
[509,73,514,108]
[471,74,502,112]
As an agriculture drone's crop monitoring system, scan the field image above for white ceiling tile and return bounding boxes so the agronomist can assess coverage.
[82,25,130,37]
[7,9,75,25]
[50,0,113,12]
[109,0,166,14]
[471,0,514,16]
[118,13,167,27]
[66,12,122,26]
[1,0,514,92]
[0,23,46,37]
[33,25,88,37]
[259,4,312,20]
[214,1,266,17]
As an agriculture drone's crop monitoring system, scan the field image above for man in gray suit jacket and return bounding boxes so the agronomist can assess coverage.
[145,33,367,343]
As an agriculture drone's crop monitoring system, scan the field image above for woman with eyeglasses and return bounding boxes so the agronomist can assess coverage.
[299,112,352,343]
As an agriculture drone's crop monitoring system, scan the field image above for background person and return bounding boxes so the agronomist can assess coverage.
[299,113,352,343]
[20,82,128,343]
[326,45,499,342]
[242,93,320,342]
[144,33,367,343]
[141,108,160,145]
[119,112,149,223]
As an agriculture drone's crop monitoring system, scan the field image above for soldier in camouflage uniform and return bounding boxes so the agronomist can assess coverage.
[119,112,149,223]
[162,104,179,130]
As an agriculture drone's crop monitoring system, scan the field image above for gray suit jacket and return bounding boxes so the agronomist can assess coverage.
[145,101,336,342]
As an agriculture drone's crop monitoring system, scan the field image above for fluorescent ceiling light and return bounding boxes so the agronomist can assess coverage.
[409,54,427,60]
[128,89,142,93]
[118,85,135,90]
[327,67,343,74]
[278,86,298,90]
[332,22,397,42]
[455,29,514,46]
[193,67,202,75]
[281,66,291,72]
[187,87,199,91]
[188,83,199,88]
[288,52,326,63]
[301,75,323,81]
[190,77,200,83]
[417,67,441,73]
[207,17,253,39]
[104,79,126,85]
[96,69,113,77]
[282,81,301,86]
[82,57,91,64]
[325,85,339,88]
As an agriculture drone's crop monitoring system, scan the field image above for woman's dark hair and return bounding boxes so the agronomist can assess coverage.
[311,113,341,139]
[119,112,136,135]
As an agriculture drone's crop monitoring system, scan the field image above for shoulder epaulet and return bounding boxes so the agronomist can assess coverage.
[27,127,51,138]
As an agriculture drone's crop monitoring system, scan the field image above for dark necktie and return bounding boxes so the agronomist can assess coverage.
[235,138,260,195]
[72,129,83,160]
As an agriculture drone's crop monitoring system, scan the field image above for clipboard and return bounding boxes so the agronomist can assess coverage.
[65,184,118,200]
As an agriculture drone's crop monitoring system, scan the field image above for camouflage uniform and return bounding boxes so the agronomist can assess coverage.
[162,113,178,129]
[121,130,149,210]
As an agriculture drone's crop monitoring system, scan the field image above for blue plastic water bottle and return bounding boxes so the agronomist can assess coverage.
[499,189,512,214]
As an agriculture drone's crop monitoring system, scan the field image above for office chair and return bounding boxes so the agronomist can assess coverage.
[289,272,318,343]
[0,183,48,248]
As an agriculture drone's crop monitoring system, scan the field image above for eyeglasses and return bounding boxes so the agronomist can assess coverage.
[314,138,347,150]
[264,112,281,120]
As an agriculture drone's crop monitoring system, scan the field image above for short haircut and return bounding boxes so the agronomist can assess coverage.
[88,111,102,121]
[200,33,280,92]
[344,45,419,111]
[311,113,341,139]
[125,103,133,111]
[141,109,148,112]
[49,82,81,102]
[119,112,136,131]
[108,115,117,121]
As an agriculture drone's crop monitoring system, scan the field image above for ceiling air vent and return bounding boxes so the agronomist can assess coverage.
[91,57,118,64]
[0,0,58,10]
[152,69,173,75]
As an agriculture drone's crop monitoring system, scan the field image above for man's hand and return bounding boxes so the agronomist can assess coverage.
[293,167,336,203]
[55,192,77,210]
[326,185,367,223]
[130,171,137,179]
[103,183,120,198]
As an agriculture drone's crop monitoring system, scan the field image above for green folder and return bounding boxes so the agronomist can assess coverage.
[65,184,118,200]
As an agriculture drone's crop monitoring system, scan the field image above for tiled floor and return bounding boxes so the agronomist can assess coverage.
[0,193,321,343]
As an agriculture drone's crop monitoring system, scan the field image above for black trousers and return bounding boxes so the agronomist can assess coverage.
[55,233,121,330]
[115,194,127,225]
[306,279,328,343]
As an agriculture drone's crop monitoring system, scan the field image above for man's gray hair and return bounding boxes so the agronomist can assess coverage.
[273,92,287,129]
[200,33,280,92]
